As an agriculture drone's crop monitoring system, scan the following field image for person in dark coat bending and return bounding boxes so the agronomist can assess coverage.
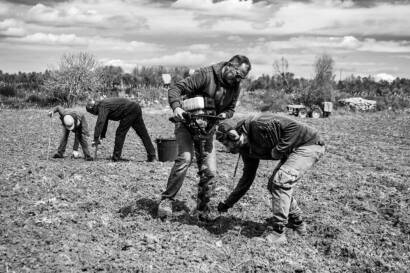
[48,106,93,161]
[215,112,325,244]
[86,97,156,162]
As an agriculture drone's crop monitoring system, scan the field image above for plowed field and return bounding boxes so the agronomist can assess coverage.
[1,108,409,272]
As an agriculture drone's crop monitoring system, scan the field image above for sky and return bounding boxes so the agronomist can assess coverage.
[1,0,410,80]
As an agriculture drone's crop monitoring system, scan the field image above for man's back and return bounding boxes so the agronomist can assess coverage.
[99,97,137,121]
[244,113,320,159]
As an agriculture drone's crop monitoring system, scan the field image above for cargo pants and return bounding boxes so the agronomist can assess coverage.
[268,144,325,228]
[161,122,217,212]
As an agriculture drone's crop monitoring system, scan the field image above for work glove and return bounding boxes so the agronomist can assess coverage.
[217,113,227,119]
[72,150,80,159]
[217,202,229,213]
[91,139,101,147]
[48,111,53,118]
[173,107,186,121]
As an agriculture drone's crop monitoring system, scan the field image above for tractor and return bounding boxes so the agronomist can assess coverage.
[286,101,333,118]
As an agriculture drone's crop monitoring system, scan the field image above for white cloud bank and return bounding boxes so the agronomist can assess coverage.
[374,73,396,82]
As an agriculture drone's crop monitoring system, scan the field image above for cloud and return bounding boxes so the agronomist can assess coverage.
[227,35,243,42]
[187,44,211,51]
[27,3,105,26]
[266,1,410,37]
[99,59,136,72]
[6,32,162,53]
[0,19,25,36]
[12,32,87,45]
[138,51,208,66]
[252,36,410,56]
[374,73,395,82]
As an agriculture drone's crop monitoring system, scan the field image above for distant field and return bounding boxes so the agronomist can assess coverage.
[0,108,409,272]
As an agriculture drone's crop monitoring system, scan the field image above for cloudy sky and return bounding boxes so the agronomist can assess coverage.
[1,0,410,80]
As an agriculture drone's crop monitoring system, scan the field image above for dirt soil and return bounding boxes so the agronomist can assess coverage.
[1,108,409,272]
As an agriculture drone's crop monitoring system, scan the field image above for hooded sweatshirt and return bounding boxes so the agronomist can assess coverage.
[168,62,240,118]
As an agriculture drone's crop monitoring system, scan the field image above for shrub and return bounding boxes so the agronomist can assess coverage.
[260,89,293,112]
[0,85,17,97]
[26,94,60,107]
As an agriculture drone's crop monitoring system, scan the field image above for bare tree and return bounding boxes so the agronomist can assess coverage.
[273,56,290,91]
[45,52,102,106]
[300,54,335,105]
[313,54,334,88]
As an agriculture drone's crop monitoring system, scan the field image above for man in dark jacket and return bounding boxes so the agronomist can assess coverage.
[215,112,325,243]
[48,106,93,161]
[86,97,156,162]
[157,55,251,220]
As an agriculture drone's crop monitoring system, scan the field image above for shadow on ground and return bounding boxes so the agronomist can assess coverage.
[118,197,270,238]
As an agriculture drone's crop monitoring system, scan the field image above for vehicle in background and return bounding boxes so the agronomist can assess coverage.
[286,102,333,118]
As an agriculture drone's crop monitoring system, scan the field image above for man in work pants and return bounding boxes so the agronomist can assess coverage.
[86,97,156,162]
[49,106,93,161]
[215,112,325,243]
[157,55,252,221]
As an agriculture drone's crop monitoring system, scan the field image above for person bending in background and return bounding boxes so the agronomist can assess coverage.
[86,97,156,162]
[215,112,325,243]
[48,106,93,161]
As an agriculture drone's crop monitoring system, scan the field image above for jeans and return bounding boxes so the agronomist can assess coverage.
[57,126,91,158]
[113,105,156,161]
[161,122,216,212]
[268,144,325,227]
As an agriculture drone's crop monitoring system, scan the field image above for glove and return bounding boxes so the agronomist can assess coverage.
[173,107,186,121]
[217,202,229,213]
[72,150,80,158]
[91,139,101,147]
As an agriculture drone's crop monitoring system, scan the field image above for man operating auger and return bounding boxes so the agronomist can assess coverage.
[157,55,252,221]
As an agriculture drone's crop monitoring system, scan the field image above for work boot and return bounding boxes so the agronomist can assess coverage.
[265,226,287,245]
[147,155,157,162]
[287,216,307,236]
[84,156,94,161]
[52,153,63,159]
[111,156,120,162]
[157,199,173,218]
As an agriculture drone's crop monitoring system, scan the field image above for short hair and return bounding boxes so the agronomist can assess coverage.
[228,55,251,71]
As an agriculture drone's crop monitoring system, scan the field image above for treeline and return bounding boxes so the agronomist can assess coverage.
[245,73,410,111]
[1,52,409,111]
[0,52,192,108]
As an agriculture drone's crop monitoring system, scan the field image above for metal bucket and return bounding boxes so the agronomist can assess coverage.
[156,138,178,162]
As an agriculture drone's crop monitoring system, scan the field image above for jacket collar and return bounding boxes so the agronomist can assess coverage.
[212,62,226,86]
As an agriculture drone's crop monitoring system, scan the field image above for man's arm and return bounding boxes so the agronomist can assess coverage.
[168,69,208,111]
[50,106,65,117]
[93,106,109,141]
[101,119,109,139]
[222,85,240,119]
[222,154,260,209]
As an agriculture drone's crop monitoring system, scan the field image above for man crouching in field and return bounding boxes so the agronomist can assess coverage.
[86,97,156,162]
[215,112,325,243]
[48,106,93,161]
